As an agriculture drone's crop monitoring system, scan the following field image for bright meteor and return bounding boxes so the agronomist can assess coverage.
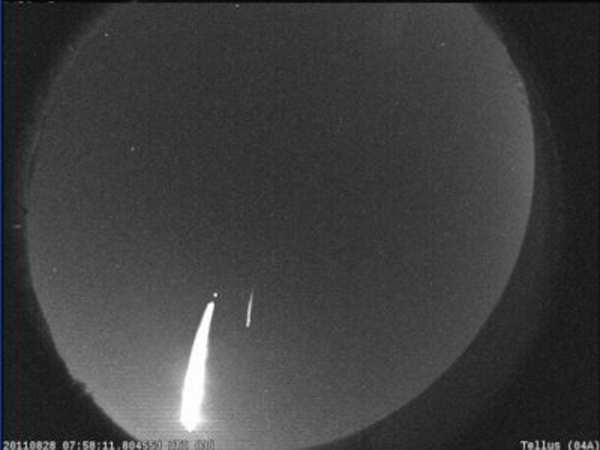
[246,289,253,328]
[180,301,215,432]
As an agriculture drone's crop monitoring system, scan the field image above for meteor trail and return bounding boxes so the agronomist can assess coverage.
[246,289,253,328]
[180,301,215,433]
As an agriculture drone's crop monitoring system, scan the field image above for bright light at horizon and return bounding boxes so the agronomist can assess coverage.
[180,301,215,432]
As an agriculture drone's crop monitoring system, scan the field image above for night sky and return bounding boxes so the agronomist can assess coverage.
[27,4,534,449]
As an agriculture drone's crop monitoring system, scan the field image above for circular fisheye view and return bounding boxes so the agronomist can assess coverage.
[27,4,534,449]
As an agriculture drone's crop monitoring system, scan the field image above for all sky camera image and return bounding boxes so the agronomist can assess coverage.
[4,3,598,450]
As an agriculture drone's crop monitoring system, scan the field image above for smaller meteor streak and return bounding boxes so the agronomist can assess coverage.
[246,289,253,328]
[180,301,215,433]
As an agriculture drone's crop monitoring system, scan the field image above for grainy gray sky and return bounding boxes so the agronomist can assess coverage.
[28,4,533,449]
